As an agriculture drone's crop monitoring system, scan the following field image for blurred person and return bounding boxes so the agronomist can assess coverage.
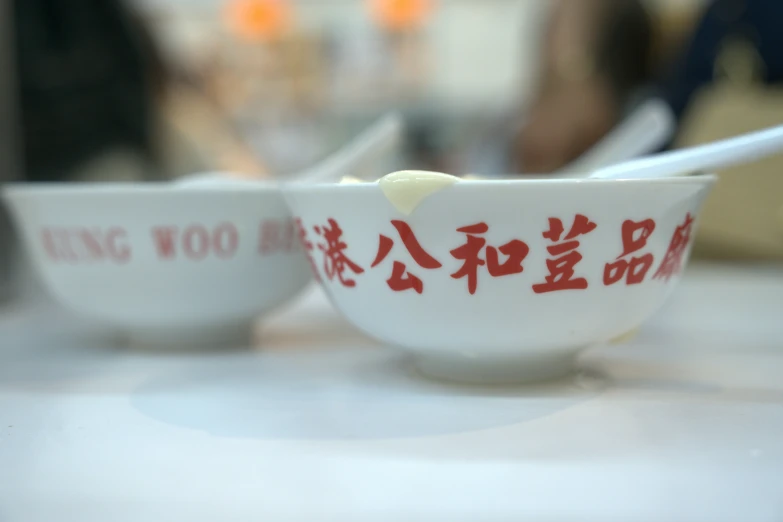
[14,0,168,183]
[515,0,783,174]
[653,0,783,132]
[516,0,783,260]
[513,0,654,174]
[11,0,265,185]
[0,0,266,301]
[667,0,783,260]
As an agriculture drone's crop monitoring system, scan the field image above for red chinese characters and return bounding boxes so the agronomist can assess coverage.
[371,220,441,294]
[653,213,695,282]
[450,223,529,295]
[314,218,364,287]
[603,219,656,286]
[258,218,297,255]
[533,214,597,294]
[295,218,321,282]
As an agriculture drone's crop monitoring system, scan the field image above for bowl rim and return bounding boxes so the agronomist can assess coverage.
[1,180,281,198]
[2,173,718,199]
[283,173,718,192]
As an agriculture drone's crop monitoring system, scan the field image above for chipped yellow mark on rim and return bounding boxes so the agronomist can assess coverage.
[378,170,460,215]
[609,328,640,345]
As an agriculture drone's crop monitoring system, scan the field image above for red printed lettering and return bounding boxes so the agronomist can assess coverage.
[259,220,280,255]
[40,227,130,264]
[105,228,131,263]
[80,229,105,259]
[259,219,298,255]
[450,223,529,295]
[295,218,321,281]
[314,218,364,287]
[183,226,210,260]
[42,229,76,262]
[283,218,297,252]
[151,227,178,259]
[151,223,239,261]
[533,214,597,294]
[212,223,239,259]
[653,213,695,282]
[603,219,656,286]
[41,229,62,261]
[371,220,441,294]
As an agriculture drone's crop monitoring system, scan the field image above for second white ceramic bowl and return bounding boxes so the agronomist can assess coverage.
[3,181,311,346]
[285,174,716,384]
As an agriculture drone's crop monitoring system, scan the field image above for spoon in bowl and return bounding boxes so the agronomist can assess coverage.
[389,120,783,187]
[177,112,404,187]
[589,121,783,180]
[462,98,675,180]
[559,97,675,175]
[289,112,404,184]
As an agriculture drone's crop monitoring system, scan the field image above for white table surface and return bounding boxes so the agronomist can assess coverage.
[2,263,783,522]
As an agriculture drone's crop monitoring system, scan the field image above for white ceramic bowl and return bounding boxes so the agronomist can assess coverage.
[284,174,716,384]
[3,181,311,345]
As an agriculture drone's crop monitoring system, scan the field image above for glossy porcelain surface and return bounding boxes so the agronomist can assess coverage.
[284,175,716,383]
[3,181,311,345]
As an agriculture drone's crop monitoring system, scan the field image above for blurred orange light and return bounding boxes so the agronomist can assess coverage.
[369,0,434,31]
[224,0,291,41]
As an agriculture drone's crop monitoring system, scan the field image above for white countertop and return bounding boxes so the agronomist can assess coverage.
[2,263,783,522]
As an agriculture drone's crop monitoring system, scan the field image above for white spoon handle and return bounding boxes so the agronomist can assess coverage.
[590,123,783,180]
[562,98,675,174]
[291,112,404,183]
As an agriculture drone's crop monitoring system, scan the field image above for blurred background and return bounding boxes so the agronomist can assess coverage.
[2,0,783,301]
[2,0,715,179]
